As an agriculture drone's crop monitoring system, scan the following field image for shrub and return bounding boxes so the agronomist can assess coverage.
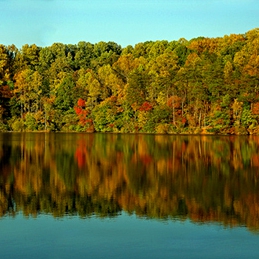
[11,118,24,131]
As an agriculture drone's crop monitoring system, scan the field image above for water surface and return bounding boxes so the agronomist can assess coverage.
[0,133,259,258]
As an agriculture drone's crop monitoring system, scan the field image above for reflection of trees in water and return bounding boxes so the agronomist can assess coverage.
[0,133,259,232]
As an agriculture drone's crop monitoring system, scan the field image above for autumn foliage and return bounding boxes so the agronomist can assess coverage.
[0,29,259,133]
[139,101,153,111]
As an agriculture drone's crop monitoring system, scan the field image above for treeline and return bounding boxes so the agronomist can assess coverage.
[1,133,259,231]
[0,28,259,133]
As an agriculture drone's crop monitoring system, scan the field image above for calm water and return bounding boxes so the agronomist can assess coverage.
[0,133,259,259]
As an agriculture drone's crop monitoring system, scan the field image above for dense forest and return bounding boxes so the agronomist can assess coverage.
[1,133,259,232]
[0,28,259,133]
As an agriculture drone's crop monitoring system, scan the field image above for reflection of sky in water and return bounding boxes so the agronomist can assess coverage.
[0,212,258,259]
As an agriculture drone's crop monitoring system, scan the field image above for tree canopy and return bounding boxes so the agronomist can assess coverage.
[1,29,259,134]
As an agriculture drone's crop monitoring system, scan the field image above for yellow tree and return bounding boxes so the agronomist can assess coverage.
[112,53,141,82]
[0,44,13,122]
[14,69,43,116]
[83,70,101,109]
[97,64,124,99]
[148,50,179,102]
[0,44,10,86]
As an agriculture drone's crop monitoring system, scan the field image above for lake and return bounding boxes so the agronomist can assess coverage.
[0,133,259,259]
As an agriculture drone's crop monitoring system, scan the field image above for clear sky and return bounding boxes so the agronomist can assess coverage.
[0,0,258,49]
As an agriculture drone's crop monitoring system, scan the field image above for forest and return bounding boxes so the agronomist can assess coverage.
[0,28,259,133]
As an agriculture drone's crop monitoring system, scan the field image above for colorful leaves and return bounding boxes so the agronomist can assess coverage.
[1,28,259,133]
[139,101,152,112]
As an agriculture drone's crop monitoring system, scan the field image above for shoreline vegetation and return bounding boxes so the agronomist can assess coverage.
[0,28,259,134]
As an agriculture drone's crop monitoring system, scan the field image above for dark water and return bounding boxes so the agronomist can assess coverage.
[0,133,259,258]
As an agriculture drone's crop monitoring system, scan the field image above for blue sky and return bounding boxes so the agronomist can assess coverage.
[0,0,258,48]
